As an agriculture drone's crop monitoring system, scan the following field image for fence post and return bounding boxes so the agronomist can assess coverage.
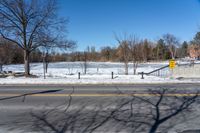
[141,72,144,79]
[78,72,80,79]
[111,72,114,79]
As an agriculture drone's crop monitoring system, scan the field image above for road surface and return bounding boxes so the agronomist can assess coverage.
[0,84,200,133]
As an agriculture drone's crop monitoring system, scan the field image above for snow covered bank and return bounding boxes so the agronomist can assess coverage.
[2,61,168,76]
[0,61,199,85]
[0,74,199,85]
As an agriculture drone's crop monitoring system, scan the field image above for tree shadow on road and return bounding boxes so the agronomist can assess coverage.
[1,88,200,133]
[0,89,63,102]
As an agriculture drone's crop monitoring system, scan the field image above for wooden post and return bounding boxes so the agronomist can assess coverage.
[111,72,114,79]
[141,72,144,79]
[78,72,81,79]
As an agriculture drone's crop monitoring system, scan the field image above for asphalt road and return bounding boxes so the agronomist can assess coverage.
[0,84,200,133]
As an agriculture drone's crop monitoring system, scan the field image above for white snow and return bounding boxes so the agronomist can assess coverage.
[0,61,199,85]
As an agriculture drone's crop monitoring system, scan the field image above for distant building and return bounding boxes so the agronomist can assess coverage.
[188,45,200,60]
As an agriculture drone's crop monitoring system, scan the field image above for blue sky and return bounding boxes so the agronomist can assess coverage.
[58,0,200,51]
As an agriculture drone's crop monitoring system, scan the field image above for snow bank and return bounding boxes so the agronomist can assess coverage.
[0,61,198,85]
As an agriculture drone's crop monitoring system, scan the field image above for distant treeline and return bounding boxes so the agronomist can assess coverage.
[3,31,200,65]
[0,37,189,64]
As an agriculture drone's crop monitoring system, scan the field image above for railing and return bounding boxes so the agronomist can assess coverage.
[138,65,170,79]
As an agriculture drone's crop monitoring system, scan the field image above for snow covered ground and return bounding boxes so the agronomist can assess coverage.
[3,62,169,76]
[0,61,199,85]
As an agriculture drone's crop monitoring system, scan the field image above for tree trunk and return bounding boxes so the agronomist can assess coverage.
[84,61,87,74]
[45,62,48,73]
[83,52,87,74]
[24,50,30,76]
[45,52,49,73]
[157,47,160,61]
[170,46,175,59]
[0,63,3,72]
[125,62,128,75]
[171,51,175,59]
[133,62,138,75]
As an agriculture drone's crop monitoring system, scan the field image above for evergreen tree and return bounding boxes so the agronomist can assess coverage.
[180,41,188,58]
[191,32,200,45]
[155,39,169,60]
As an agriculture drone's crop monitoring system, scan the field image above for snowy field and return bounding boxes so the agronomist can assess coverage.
[3,62,169,76]
[0,61,199,85]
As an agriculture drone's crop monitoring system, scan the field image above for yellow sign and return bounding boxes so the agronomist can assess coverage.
[169,59,176,69]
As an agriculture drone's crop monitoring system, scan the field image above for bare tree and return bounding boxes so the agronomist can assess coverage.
[116,34,131,75]
[0,41,6,72]
[0,48,5,72]
[83,51,88,74]
[100,46,111,61]
[163,34,179,59]
[0,0,75,76]
[90,46,97,61]
[129,36,142,75]
[0,38,19,72]
[81,46,91,75]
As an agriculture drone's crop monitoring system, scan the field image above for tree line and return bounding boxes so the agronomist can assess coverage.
[0,33,194,64]
[0,33,190,61]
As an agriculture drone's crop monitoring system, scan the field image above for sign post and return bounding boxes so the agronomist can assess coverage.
[169,59,176,79]
[169,59,176,69]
